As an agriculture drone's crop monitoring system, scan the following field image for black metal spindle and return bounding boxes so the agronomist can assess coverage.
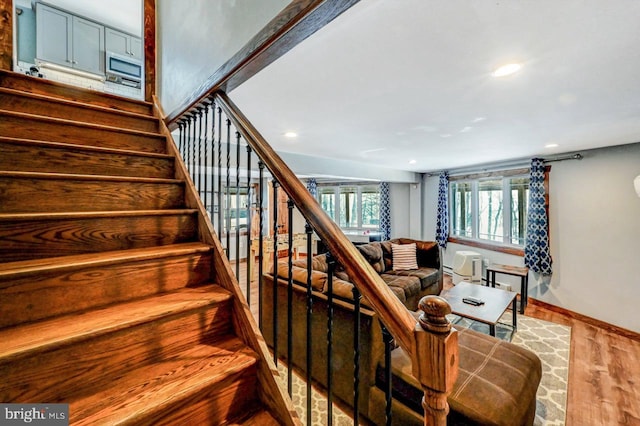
[185,116,191,175]
[177,121,183,155]
[258,161,265,330]
[209,98,216,221]
[235,131,241,279]
[286,198,294,396]
[246,145,253,307]
[271,180,280,366]
[202,103,209,215]
[191,111,197,182]
[196,107,203,195]
[217,107,223,238]
[326,250,336,424]
[381,325,394,426]
[225,119,231,255]
[352,286,362,425]
[305,223,313,426]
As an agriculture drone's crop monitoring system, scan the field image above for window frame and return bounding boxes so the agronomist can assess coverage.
[316,183,381,233]
[448,168,532,256]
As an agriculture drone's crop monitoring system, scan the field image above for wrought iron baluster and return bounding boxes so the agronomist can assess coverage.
[235,131,241,279]
[352,285,362,425]
[271,179,280,366]
[286,198,294,396]
[326,250,336,424]
[246,145,253,307]
[258,161,265,330]
[177,121,183,155]
[209,98,216,221]
[185,116,191,176]
[225,118,231,255]
[217,107,223,238]
[191,111,197,182]
[305,223,313,426]
[202,103,209,216]
[196,107,203,195]
[381,325,394,426]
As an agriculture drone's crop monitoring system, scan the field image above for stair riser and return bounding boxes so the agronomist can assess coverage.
[0,140,174,179]
[0,94,159,133]
[0,302,234,403]
[0,214,198,262]
[0,177,184,214]
[0,114,165,154]
[145,367,258,426]
[0,252,212,328]
[0,71,153,115]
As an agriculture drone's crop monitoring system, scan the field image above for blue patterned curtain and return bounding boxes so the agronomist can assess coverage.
[435,172,449,248]
[524,159,553,275]
[306,178,317,198]
[379,182,391,240]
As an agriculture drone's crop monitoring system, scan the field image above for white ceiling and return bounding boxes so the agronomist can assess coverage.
[230,0,640,175]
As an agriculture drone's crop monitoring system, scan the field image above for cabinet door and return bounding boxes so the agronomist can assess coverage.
[130,37,143,61]
[72,16,104,75]
[36,3,72,66]
[105,27,129,56]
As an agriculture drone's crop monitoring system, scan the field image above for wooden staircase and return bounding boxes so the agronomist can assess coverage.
[0,71,292,425]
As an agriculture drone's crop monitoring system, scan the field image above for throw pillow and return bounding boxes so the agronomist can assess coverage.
[392,243,418,271]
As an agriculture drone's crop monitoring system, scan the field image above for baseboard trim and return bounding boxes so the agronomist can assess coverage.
[529,298,640,342]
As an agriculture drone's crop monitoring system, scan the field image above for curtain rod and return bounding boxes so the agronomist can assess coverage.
[543,153,583,163]
[424,152,584,177]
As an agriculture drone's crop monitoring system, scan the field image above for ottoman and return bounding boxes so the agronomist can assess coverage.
[369,326,542,425]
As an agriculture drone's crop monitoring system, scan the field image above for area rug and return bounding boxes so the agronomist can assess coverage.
[449,312,571,426]
[275,313,571,425]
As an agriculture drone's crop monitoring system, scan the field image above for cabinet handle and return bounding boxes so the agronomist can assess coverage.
[72,60,78,64]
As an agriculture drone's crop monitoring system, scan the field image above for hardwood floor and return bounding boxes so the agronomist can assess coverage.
[232,259,640,425]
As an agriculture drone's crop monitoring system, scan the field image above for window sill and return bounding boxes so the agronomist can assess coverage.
[447,236,524,257]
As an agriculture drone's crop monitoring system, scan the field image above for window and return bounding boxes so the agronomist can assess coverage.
[317,184,381,231]
[225,186,249,233]
[450,173,529,246]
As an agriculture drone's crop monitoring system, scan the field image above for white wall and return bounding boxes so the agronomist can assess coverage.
[423,143,640,332]
[390,182,422,239]
[157,0,289,115]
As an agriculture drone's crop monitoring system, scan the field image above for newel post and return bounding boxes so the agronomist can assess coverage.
[411,295,459,426]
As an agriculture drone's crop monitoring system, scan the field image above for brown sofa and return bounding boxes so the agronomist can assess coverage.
[261,238,541,425]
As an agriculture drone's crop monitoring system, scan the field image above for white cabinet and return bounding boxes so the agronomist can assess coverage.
[106,28,142,61]
[36,3,105,75]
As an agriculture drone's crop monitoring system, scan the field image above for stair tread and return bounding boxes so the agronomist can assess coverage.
[0,87,158,122]
[235,409,281,425]
[0,109,162,138]
[0,209,198,222]
[70,337,259,425]
[0,284,231,362]
[0,242,211,280]
[0,136,173,159]
[0,70,153,109]
[0,170,182,184]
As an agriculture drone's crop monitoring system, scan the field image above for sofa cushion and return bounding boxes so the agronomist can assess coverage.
[358,242,385,273]
[392,243,418,270]
[328,277,407,308]
[273,262,327,292]
[380,274,422,300]
[381,267,439,290]
[376,326,542,426]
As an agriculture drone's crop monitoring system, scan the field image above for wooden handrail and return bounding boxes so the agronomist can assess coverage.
[215,91,417,353]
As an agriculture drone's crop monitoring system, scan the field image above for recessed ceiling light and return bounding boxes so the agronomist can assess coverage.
[409,159,417,165]
[440,134,452,138]
[545,143,559,148]
[492,63,522,77]
[284,132,298,138]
